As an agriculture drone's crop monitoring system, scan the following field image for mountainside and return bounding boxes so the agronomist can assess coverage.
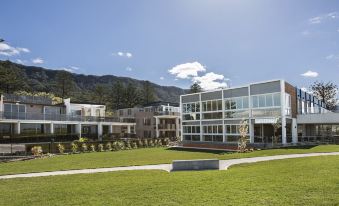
[0,60,186,103]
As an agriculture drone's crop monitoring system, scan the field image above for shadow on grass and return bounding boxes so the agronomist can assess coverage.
[166,147,234,155]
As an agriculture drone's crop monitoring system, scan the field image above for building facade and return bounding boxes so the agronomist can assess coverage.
[117,102,180,139]
[0,94,135,143]
[180,80,338,148]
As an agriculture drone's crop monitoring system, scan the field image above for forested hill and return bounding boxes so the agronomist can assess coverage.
[0,60,186,104]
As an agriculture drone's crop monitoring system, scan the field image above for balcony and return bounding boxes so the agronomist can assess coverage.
[0,111,120,122]
[154,111,179,116]
[157,124,177,130]
[3,94,53,105]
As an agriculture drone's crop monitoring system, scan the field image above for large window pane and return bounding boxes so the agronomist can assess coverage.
[252,96,258,108]
[217,100,222,110]
[236,98,243,109]
[273,93,281,106]
[259,96,265,107]
[243,97,249,108]
[266,94,273,107]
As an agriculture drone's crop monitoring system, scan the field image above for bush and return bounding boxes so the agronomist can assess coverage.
[105,142,112,151]
[57,143,65,154]
[71,142,78,153]
[118,141,125,150]
[31,146,43,156]
[125,141,132,150]
[90,144,96,152]
[79,137,88,143]
[137,139,144,148]
[149,139,154,147]
[131,141,138,149]
[98,144,104,152]
[81,143,88,152]
[163,138,170,146]
[143,139,149,147]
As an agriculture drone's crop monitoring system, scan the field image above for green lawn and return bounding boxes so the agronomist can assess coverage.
[0,145,338,176]
[0,155,338,206]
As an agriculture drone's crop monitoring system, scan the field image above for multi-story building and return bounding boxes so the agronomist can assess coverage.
[180,79,339,149]
[117,102,180,139]
[0,94,135,143]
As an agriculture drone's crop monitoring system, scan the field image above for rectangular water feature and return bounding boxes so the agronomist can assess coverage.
[172,159,219,171]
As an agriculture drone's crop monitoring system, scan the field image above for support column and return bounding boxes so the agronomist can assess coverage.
[109,125,113,134]
[292,118,298,144]
[50,123,54,134]
[249,120,254,143]
[14,122,21,135]
[75,123,81,138]
[155,117,159,138]
[98,123,103,141]
[175,117,180,138]
[127,125,131,134]
[281,118,287,145]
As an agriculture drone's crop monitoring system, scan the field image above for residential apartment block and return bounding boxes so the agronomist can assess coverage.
[180,80,339,148]
[0,94,135,143]
[117,102,180,139]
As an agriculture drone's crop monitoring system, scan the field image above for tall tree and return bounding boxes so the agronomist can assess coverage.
[310,81,338,111]
[55,70,74,98]
[110,81,125,110]
[190,82,202,93]
[124,83,142,108]
[142,81,155,105]
[93,84,108,104]
[0,60,27,93]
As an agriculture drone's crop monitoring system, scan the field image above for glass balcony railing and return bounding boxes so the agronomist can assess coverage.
[0,111,121,122]
[3,94,53,105]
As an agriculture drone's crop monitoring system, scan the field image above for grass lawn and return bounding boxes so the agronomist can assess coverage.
[0,145,338,176]
[0,155,338,206]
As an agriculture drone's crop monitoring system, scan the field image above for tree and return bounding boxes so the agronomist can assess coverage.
[272,120,281,145]
[0,61,27,93]
[238,119,248,153]
[124,83,142,108]
[93,84,108,104]
[142,81,155,105]
[310,81,338,111]
[110,81,125,110]
[190,82,202,93]
[55,71,75,98]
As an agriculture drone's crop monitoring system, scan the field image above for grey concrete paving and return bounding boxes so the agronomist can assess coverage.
[0,152,338,179]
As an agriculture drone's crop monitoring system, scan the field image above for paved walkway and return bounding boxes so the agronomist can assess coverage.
[0,152,338,179]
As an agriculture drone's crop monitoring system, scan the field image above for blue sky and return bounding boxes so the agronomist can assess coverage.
[0,0,339,90]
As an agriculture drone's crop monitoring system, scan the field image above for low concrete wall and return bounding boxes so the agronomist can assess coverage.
[172,159,219,171]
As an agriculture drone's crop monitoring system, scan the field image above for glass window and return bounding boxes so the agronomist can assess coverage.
[4,104,11,112]
[259,95,265,107]
[212,101,217,111]
[231,100,236,109]
[217,100,222,110]
[204,135,212,141]
[207,101,212,111]
[195,103,200,112]
[236,98,243,109]
[243,97,249,109]
[218,125,223,133]
[225,100,231,110]
[252,96,258,108]
[273,93,281,106]
[266,94,273,107]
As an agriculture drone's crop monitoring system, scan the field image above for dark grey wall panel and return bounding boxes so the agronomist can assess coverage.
[250,81,281,95]
[201,91,222,101]
[224,120,242,124]
[182,94,199,103]
[223,87,248,98]
[182,121,200,125]
[202,120,223,125]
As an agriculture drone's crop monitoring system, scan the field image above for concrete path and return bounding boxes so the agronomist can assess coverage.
[0,152,338,180]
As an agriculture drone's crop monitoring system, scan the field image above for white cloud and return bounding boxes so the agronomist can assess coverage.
[168,62,206,79]
[0,42,30,56]
[325,54,339,60]
[70,66,80,70]
[160,77,164,80]
[309,12,338,24]
[16,59,26,64]
[113,51,133,58]
[301,70,319,78]
[126,67,132,71]
[301,30,310,36]
[32,57,44,64]
[193,72,228,90]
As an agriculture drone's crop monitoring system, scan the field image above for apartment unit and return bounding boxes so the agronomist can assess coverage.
[0,94,135,143]
[180,80,339,148]
[117,102,181,139]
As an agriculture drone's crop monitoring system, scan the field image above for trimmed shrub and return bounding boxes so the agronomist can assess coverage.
[98,144,104,152]
[57,143,65,154]
[90,144,96,152]
[118,141,125,150]
[143,139,149,147]
[137,139,144,148]
[149,139,154,147]
[31,146,43,156]
[125,141,132,150]
[79,137,88,143]
[131,141,138,149]
[163,138,170,146]
[81,143,88,152]
[112,141,119,151]
[71,142,78,153]
[105,142,112,151]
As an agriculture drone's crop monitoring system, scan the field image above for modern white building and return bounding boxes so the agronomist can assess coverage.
[0,94,135,143]
[180,80,338,149]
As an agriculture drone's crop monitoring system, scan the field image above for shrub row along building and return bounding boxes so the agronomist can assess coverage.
[180,79,339,149]
[0,94,135,143]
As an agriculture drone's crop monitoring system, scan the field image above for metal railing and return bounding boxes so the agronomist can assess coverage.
[3,94,53,105]
[0,111,120,122]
